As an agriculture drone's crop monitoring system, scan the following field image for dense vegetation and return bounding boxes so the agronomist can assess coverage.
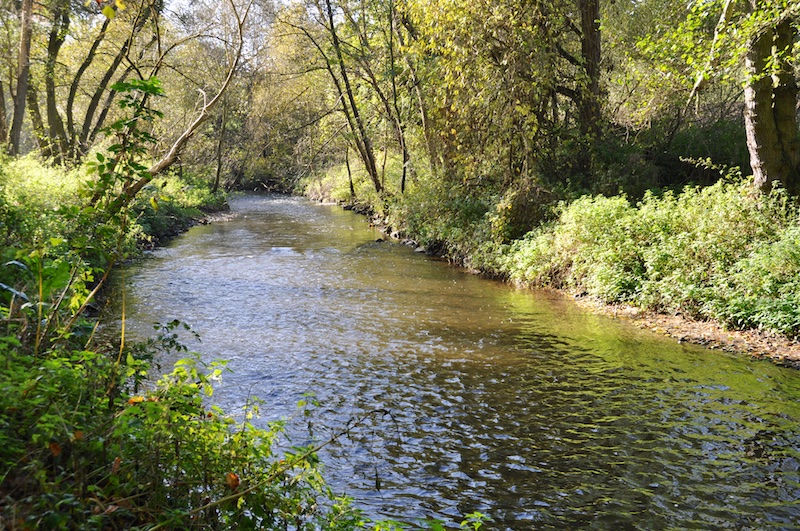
[1,0,799,527]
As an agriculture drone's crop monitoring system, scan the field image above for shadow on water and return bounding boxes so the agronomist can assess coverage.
[118,194,800,529]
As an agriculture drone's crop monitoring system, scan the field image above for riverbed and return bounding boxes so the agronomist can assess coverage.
[119,194,800,528]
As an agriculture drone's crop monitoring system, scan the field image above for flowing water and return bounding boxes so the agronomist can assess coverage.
[120,194,800,528]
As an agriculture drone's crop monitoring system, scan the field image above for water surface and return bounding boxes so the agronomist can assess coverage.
[121,194,800,528]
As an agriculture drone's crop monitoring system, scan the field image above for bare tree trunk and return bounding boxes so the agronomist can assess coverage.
[771,18,800,195]
[346,144,355,200]
[324,0,382,195]
[578,0,601,138]
[26,84,50,155]
[66,17,111,159]
[80,38,136,149]
[387,0,409,192]
[744,18,800,195]
[212,103,228,194]
[45,3,70,163]
[395,17,436,174]
[0,80,8,145]
[8,0,33,155]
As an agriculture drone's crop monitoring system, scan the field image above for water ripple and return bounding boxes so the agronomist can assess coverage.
[120,195,800,529]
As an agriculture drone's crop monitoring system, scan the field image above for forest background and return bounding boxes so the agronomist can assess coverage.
[0,0,799,527]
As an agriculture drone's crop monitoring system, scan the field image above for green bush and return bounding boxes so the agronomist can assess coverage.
[709,225,800,335]
[500,177,800,337]
[130,174,227,246]
[0,334,362,529]
[389,179,494,260]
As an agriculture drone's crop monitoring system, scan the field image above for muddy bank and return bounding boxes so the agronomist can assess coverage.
[574,297,800,369]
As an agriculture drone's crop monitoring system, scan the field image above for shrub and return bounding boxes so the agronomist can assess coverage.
[500,176,800,337]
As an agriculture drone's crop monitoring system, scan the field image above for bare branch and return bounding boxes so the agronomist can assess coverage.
[122,0,253,202]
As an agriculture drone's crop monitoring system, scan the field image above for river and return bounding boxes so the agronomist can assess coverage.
[120,194,800,528]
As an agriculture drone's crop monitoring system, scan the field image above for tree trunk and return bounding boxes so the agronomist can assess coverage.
[212,103,228,194]
[346,144,355,200]
[578,0,602,138]
[26,84,50,155]
[324,0,382,195]
[45,4,70,163]
[0,81,8,145]
[395,18,437,174]
[67,17,111,159]
[388,0,409,193]
[771,18,800,195]
[8,0,33,155]
[744,19,800,195]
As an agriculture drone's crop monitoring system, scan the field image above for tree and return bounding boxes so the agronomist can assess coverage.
[742,2,800,195]
[338,0,412,192]
[400,0,608,190]
[110,0,253,209]
[8,0,32,155]
[665,0,799,194]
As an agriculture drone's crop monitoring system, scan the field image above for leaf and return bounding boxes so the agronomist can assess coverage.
[115,0,126,9]
[0,283,28,301]
[225,472,240,489]
[49,442,62,457]
[102,5,115,18]
[4,260,30,272]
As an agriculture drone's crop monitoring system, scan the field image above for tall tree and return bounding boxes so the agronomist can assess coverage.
[672,0,800,194]
[401,0,608,189]
[284,0,383,195]
[320,0,382,194]
[339,0,411,192]
[8,0,32,155]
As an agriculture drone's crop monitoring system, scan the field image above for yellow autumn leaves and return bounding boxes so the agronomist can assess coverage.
[83,0,127,19]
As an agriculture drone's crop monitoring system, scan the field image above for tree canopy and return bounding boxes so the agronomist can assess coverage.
[0,0,798,201]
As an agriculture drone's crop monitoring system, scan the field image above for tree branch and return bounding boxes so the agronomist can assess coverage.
[122,0,253,203]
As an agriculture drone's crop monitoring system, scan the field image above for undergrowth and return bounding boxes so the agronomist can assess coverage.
[306,153,800,340]
[496,177,800,338]
[0,79,358,529]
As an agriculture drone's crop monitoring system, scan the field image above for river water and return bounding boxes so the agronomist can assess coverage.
[120,194,800,528]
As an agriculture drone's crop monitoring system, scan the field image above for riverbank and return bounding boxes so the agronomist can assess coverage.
[574,297,800,369]
[0,159,371,528]
[305,175,800,370]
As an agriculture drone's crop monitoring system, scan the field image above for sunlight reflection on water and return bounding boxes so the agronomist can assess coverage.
[119,194,800,528]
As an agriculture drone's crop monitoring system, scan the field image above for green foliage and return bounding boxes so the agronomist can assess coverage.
[130,173,227,246]
[0,333,363,529]
[708,225,800,336]
[499,176,800,337]
[85,77,165,213]
[105,355,360,529]
[302,151,407,210]
[391,178,493,261]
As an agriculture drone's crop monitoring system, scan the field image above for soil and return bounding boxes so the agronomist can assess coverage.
[573,297,800,370]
